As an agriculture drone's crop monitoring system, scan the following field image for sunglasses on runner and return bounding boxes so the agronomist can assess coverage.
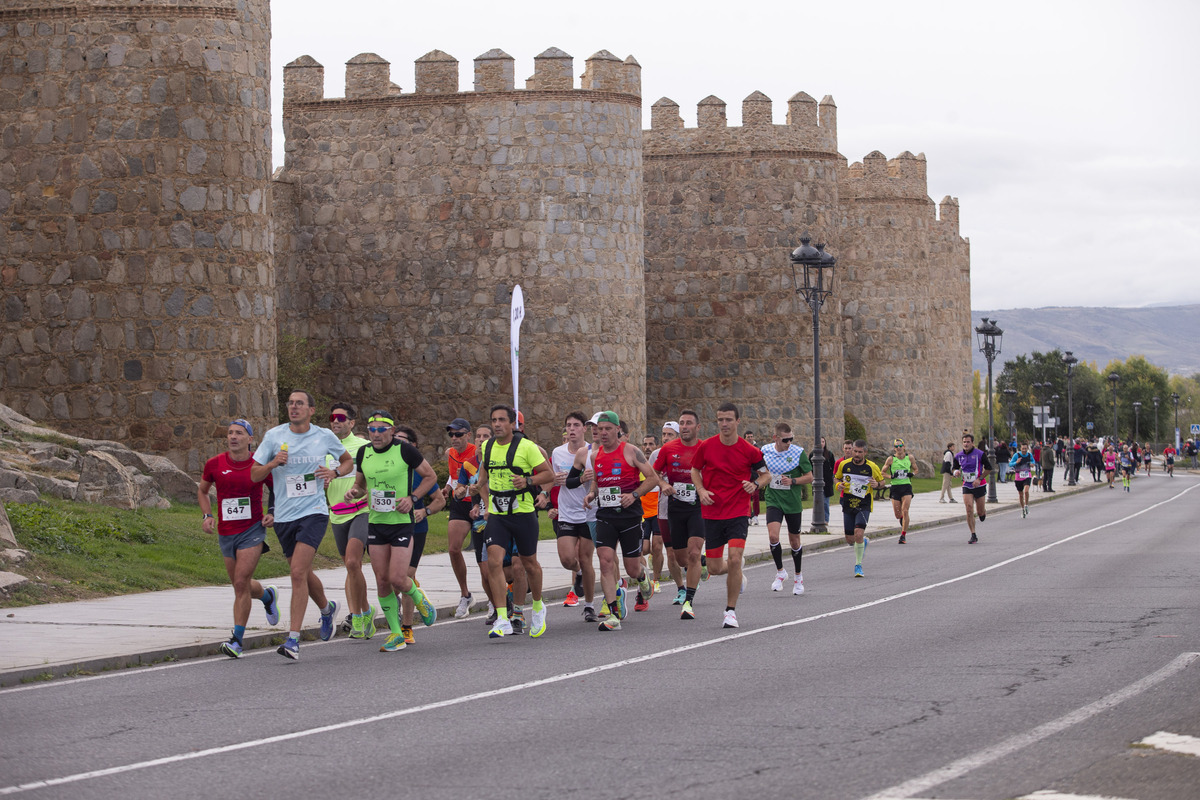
[780,437,793,443]
[329,413,349,423]
[448,431,467,438]
[367,426,390,434]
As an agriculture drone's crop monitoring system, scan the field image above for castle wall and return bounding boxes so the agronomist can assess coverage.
[643,92,845,444]
[838,152,971,467]
[275,49,646,449]
[0,0,275,471]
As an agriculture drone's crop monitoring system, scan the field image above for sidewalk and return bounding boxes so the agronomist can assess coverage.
[0,478,1102,685]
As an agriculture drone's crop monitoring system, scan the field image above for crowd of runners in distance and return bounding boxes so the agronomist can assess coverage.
[197,391,1191,659]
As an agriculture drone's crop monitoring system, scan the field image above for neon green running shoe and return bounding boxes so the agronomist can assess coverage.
[413,587,436,627]
[363,605,377,640]
[349,613,365,639]
[380,632,406,652]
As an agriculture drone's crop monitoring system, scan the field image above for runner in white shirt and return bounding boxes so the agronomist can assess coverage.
[551,411,599,622]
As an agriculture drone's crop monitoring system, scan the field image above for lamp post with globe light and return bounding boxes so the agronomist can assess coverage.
[975,318,1003,503]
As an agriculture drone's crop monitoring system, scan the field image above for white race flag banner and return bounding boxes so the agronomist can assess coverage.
[510,285,525,415]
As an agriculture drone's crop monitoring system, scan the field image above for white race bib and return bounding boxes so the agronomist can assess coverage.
[491,494,515,514]
[769,474,789,491]
[894,470,909,479]
[598,486,622,508]
[1016,468,1031,480]
[371,489,397,514]
[221,496,251,521]
[673,482,696,504]
[961,470,977,485]
[846,474,871,498]
[287,473,318,498]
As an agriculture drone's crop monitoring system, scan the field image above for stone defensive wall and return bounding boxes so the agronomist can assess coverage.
[839,151,972,463]
[644,90,846,445]
[0,0,276,471]
[275,47,646,448]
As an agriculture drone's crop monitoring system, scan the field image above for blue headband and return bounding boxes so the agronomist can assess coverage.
[230,419,253,437]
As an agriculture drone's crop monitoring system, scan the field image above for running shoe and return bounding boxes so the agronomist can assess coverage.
[582,605,598,623]
[673,587,686,605]
[740,571,748,595]
[485,602,497,625]
[600,600,610,617]
[793,574,805,595]
[263,585,280,626]
[563,590,579,607]
[380,632,406,652]
[634,591,648,612]
[412,587,437,626]
[615,586,629,620]
[573,570,584,597]
[319,600,338,642]
[511,610,525,635]
[454,594,472,619]
[771,570,787,592]
[898,532,907,544]
[277,637,299,660]
[220,635,243,659]
[398,625,412,645]
[652,580,661,594]
[349,614,364,640]
[363,605,377,639]
[488,617,513,638]
[723,609,739,629]
[599,614,621,631]
[680,600,695,620]
[340,612,353,634]
[638,572,653,599]
[968,533,978,544]
[1022,506,1028,519]
[700,564,709,582]
[530,606,547,638]
[854,564,864,578]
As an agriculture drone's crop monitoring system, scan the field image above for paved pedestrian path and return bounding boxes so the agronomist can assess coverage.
[0,478,1104,685]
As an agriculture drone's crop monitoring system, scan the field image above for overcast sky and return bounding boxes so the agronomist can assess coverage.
[271,0,1200,310]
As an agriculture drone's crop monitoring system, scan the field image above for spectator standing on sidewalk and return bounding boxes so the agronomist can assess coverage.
[1040,439,1056,492]
[939,443,955,503]
[994,439,1011,483]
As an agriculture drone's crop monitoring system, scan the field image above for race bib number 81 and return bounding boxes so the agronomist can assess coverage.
[287,474,317,498]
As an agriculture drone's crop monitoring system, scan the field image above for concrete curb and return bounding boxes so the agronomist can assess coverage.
[0,482,1106,687]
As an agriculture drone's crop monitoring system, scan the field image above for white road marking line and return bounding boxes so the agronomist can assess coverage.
[860,652,1199,800]
[2,485,1197,795]
[1138,730,1200,756]
[1020,792,1140,800]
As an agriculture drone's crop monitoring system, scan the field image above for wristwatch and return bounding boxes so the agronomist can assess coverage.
[202,513,213,520]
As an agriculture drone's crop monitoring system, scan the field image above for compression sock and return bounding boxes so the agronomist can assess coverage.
[770,542,783,569]
[402,582,423,600]
[854,541,865,566]
[685,586,697,603]
[232,625,245,644]
[791,547,803,572]
[380,592,401,634]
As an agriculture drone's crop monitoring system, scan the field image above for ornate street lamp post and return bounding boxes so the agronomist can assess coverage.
[975,318,1003,503]
[789,235,836,533]
[1050,394,1060,437]
[1108,373,1121,442]
[1062,351,1078,484]
[1153,396,1160,449]
[1003,387,1017,439]
[1132,401,1142,443]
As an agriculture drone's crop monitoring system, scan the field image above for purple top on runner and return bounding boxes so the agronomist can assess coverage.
[955,448,989,489]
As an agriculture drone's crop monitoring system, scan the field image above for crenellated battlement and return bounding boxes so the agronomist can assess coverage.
[644,90,838,156]
[841,150,931,202]
[282,47,641,105]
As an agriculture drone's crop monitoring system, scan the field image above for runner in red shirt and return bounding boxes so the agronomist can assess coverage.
[197,419,280,658]
[690,402,769,629]
[654,409,707,619]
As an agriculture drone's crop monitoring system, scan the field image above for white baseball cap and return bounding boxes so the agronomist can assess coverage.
[662,421,680,433]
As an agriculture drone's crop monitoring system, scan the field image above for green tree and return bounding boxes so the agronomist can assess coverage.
[276,334,331,423]
[1098,356,1171,443]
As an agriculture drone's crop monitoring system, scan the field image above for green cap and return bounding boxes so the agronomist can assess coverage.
[596,410,620,426]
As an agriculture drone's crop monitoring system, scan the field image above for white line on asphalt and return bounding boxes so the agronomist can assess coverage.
[1138,730,1200,756]
[860,652,1200,800]
[1,483,1197,795]
[1018,792,1141,799]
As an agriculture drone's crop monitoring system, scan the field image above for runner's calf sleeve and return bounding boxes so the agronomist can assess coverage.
[770,541,783,569]
[791,547,803,572]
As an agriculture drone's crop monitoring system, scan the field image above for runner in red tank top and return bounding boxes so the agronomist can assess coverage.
[571,411,659,631]
[653,409,709,619]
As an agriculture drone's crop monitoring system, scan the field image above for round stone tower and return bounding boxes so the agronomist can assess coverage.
[642,90,845,444]
[0,0,275,471]
[275,47,645,449]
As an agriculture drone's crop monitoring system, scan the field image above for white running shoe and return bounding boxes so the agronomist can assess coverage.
[454,594,472,619]
[488,617,514,638]
[740,571,748,595]
[771,569,787,592]
[723,609,739,629]
[529,606,547,638]
[793,574,805,595]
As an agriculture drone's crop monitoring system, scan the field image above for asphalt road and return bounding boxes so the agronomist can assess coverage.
[1,475,1198,800]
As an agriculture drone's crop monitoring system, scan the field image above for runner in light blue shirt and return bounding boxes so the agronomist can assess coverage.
[251,390,353,660]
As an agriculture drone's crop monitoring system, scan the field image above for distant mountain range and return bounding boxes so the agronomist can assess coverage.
[970,305,1200,377]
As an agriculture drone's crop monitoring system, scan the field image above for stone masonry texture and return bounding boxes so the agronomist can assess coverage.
[0,3,970,472]
[0,0,276,473]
